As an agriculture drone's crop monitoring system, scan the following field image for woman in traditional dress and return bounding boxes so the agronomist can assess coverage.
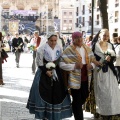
[93,29,120,119]
[26,33,72,120]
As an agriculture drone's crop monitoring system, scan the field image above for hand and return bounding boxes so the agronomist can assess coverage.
[18,46,21,49]
[15,47,18,49]
[93,60,102,66]
[46,70,53,77]
[87,64,93,70]
[105,55,111,62]
[74,62,83,69]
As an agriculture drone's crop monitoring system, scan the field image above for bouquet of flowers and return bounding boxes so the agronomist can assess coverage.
[15,43,23,52]
[97,49,115,72]
[46,62,58,86]
[27,43,36,51]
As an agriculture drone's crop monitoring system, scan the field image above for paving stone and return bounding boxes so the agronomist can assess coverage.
[0,53,94,120]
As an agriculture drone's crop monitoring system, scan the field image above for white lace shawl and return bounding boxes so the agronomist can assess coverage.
[36,43,62,67]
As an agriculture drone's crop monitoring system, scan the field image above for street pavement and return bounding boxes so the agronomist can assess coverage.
[0,52,95,120]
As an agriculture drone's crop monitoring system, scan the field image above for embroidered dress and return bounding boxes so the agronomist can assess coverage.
[26,43,72,120]
[94,42,120,118]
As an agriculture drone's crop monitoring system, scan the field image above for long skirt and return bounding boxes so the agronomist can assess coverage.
[26,68,72,120]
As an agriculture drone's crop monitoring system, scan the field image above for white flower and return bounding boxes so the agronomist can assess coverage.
[27,43,31,47]
[106,49,115,56]
[46,62,56,69]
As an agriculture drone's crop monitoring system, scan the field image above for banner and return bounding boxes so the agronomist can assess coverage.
[11,10,36,16]
[54,19,60,32]
[19,21,36,33]
[9,20,19,35]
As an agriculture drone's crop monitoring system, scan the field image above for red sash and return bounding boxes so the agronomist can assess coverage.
[81,64,88,81]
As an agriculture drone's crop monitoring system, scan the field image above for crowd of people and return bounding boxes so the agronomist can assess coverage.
[1,29,120,120]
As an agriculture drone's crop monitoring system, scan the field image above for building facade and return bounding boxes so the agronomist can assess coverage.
[59,0,75,35]
[0,0,60,35]
[0,0,120,37]
[74,0,120,37]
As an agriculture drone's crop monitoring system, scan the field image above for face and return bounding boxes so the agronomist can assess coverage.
[73,36,83,47]
[15,34,19,38]
[34,33,39,38]
[99,30,109,42]
[48,36,57,49]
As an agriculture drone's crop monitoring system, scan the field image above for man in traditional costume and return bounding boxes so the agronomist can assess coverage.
[30,31,41,74]
[59,31,96,120]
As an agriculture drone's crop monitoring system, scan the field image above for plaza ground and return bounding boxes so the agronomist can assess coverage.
[0,52,95,120]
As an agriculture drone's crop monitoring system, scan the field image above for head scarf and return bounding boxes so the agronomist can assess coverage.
[47,32,57,39]
[72,32,82,41]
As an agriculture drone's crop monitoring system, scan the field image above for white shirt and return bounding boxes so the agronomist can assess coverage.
[59,46,95,71]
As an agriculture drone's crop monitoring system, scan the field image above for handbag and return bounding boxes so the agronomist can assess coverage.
[1,49,8,63]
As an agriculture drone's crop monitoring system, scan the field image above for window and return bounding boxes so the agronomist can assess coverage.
[97,8,99,11]
[76,18,79,27]
[89,3,91,13]
[76,7,79,16]
[97,14,99,19]
[89,16,91,26]
[115,0,119,7]
[115,3,119,7]
[115,11,119,17]
[69,20,72,23]
[69,12,72,15]
[115,18,118,22]
[114,28,118,32]
[64,20,67,23]
[82,5,85,15]
[64,12,67,15]
[96,14,99,25]
[82,17,85,26]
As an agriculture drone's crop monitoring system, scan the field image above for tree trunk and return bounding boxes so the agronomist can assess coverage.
[98,0,109,29]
